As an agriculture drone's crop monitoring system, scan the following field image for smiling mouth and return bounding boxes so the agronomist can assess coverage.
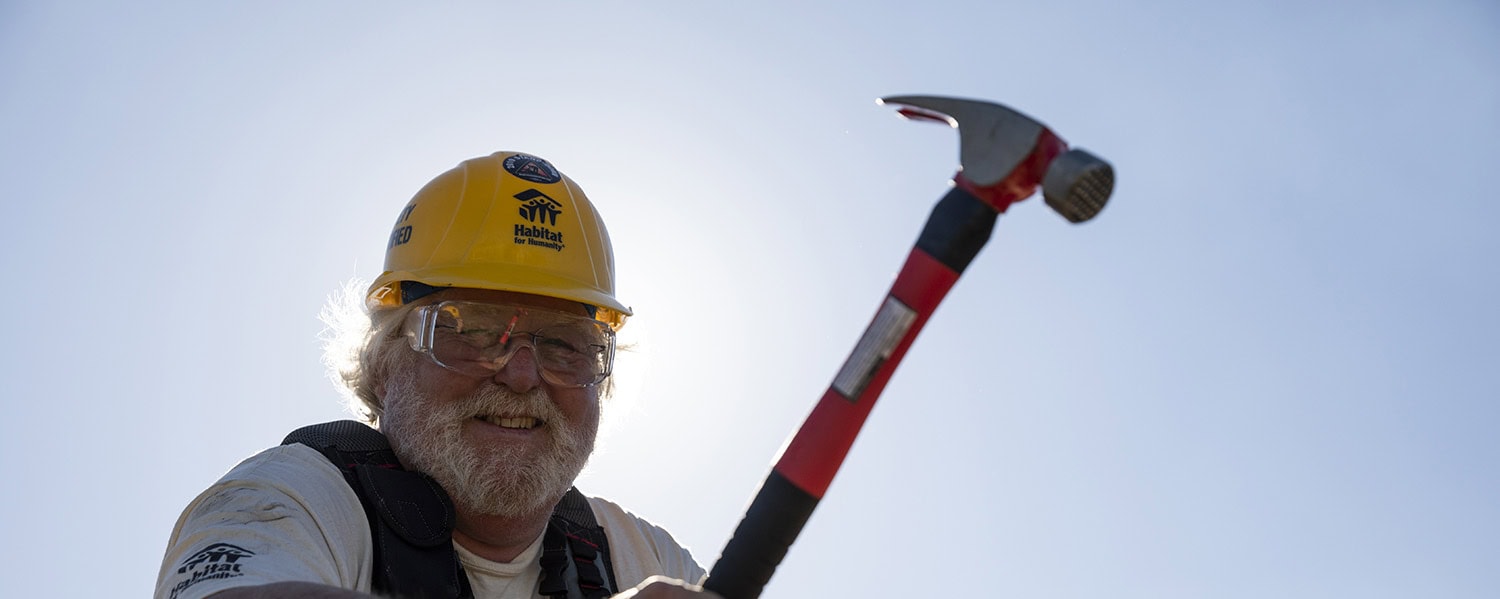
[476,414,543,430]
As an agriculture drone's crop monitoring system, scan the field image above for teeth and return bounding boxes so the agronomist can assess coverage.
[499,417,536,429]
[481,415,539,429]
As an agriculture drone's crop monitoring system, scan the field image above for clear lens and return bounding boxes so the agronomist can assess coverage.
[405,301,614,387]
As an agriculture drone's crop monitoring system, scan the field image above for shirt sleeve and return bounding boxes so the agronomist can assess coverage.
[154,444,374,599]
[587,496,709,588]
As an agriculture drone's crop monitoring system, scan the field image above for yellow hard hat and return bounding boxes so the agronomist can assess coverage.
[367,151,631,330]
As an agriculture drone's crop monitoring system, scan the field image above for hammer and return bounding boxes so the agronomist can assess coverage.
[702,95,1114,598]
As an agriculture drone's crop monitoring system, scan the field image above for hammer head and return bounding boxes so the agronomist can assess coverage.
[880,95,1114,223]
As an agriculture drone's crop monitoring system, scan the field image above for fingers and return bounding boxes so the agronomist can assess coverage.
[613,575,723,599]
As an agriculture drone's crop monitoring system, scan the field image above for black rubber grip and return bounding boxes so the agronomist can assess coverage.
[915,186,998,274]
[703,471,819,599]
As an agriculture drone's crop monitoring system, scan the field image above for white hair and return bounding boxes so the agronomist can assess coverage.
[319,279,414,424]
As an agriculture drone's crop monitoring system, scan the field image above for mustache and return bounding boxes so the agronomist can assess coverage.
[445,385,565,425]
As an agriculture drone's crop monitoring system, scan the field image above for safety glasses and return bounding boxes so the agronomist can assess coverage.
[403,300,615,388]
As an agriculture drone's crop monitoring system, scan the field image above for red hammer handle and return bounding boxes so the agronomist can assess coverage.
[704,180,1016,598]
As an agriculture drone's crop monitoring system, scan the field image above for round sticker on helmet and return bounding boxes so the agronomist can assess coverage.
[503,154,562,184]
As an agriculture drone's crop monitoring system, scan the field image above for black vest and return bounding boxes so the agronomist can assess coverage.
[284,420,616,599]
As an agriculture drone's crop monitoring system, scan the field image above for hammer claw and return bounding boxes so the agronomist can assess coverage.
[893,107,955,126]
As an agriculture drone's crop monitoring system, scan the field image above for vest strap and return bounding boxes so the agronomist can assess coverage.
[284,420,616,599]
[285,421,474,599]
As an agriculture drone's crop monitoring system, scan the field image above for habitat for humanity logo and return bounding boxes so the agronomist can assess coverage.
[169,543,255,599]
[513,188,565,252]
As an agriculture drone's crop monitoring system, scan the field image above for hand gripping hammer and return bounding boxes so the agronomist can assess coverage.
[703,96,1115,598]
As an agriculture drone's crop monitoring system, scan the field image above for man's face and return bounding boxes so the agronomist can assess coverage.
[378,288,603,519]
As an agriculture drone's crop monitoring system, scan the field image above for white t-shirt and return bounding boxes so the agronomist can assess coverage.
[155,443,706,599]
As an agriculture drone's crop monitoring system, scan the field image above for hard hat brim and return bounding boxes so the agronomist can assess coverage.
[368,265,631,330]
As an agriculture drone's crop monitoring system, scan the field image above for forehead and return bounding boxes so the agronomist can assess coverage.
[420,288,591,317]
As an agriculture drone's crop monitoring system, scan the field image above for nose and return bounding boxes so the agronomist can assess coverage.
[491,343,542,393]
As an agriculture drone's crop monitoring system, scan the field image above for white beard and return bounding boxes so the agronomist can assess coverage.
[380,369,597,518]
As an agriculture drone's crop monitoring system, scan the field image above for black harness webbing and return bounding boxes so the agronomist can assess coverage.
[284,420,617,599]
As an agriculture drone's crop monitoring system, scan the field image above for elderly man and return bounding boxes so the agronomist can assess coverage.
[155,152,715,599]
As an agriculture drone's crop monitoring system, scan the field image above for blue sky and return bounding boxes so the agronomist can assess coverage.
[2,1,1497,597]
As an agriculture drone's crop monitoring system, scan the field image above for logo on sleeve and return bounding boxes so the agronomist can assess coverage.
[169,543,256,599]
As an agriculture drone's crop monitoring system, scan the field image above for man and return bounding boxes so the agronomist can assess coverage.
[155,152,717,599]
